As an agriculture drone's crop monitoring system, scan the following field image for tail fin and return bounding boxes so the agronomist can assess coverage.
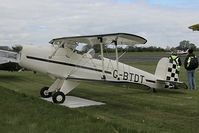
[155,57,179,82]
[155,57,188,89]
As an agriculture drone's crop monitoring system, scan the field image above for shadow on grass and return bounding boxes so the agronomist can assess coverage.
[155,88,186,95]
[0,75,22,81]
[126,84,186,95]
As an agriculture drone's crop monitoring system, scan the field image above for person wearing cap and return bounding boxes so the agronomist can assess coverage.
[168,50,182,74]
[184,49,198,90]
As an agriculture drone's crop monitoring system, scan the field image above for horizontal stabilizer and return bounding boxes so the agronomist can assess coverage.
[157,79,188,89]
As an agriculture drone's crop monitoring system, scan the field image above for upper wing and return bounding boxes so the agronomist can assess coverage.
[49,33,147,47]
[189,24,199,31]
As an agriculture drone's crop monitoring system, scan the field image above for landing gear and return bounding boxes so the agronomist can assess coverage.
[40,79,79,104]
[40,86,66,104]
[52,91,65,104]
[152,88,157,93]
[40,87,52,98]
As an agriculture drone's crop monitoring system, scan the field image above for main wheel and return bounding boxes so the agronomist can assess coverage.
[40,87,52,98]
[52,91,65,104]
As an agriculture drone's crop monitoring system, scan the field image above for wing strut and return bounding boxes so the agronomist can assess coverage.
[113,37,119,73]
[98,37,106,80]
[49,42,64,59]
[114,37,119,71]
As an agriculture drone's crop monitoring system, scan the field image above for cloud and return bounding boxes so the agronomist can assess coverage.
[0,0,198,47]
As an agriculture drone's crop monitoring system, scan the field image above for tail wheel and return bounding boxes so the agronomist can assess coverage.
[40,87,52,98]
[152,88,157,93]
[175,82,188,90]
[52,91,65,104]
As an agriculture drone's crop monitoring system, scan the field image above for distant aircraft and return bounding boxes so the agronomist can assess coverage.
[0,33,187,103]
[167,49,188,55]
[0,49,19,64]
[176,49,188,55]
[0,49,21,71]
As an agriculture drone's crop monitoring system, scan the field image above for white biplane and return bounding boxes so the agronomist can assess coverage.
[2,33,187,103]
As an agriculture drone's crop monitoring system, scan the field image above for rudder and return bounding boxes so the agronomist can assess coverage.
[155,57,179,82]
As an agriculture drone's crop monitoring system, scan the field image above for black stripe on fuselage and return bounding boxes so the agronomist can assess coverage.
[67,76,149,88]
[145,79,156,83]
[26,56,112,74]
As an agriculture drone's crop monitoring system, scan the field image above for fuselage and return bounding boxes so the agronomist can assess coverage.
[19,45,158,88]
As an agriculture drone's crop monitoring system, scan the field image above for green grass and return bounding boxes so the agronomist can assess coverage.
[1,52,199,133]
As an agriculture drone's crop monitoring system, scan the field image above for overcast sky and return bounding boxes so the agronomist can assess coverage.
[0,0,198,48]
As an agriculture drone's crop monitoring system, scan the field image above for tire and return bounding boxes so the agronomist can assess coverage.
[40,87,52,98]
[52,91,65,104]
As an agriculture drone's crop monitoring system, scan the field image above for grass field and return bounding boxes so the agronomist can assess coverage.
[0,52,199,133]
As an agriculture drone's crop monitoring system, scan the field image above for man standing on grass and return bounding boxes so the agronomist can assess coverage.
[184,49,198,90]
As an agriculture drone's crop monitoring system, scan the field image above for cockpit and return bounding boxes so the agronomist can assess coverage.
[73,43,95,58]
[52,41,96,58]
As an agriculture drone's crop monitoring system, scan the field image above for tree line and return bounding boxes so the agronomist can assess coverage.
[0,40,198,71]
[94,40,198,53]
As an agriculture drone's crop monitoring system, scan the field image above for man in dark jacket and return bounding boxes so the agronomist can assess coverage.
[184,49,198,90]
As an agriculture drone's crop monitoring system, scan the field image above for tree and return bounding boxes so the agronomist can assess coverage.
[176,40,197,51]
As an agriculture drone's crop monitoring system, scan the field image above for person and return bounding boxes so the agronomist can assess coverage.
[168,50,182,73]
[184,49,198,90]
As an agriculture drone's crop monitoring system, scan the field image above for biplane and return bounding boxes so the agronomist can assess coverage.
[2,33,187,103]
